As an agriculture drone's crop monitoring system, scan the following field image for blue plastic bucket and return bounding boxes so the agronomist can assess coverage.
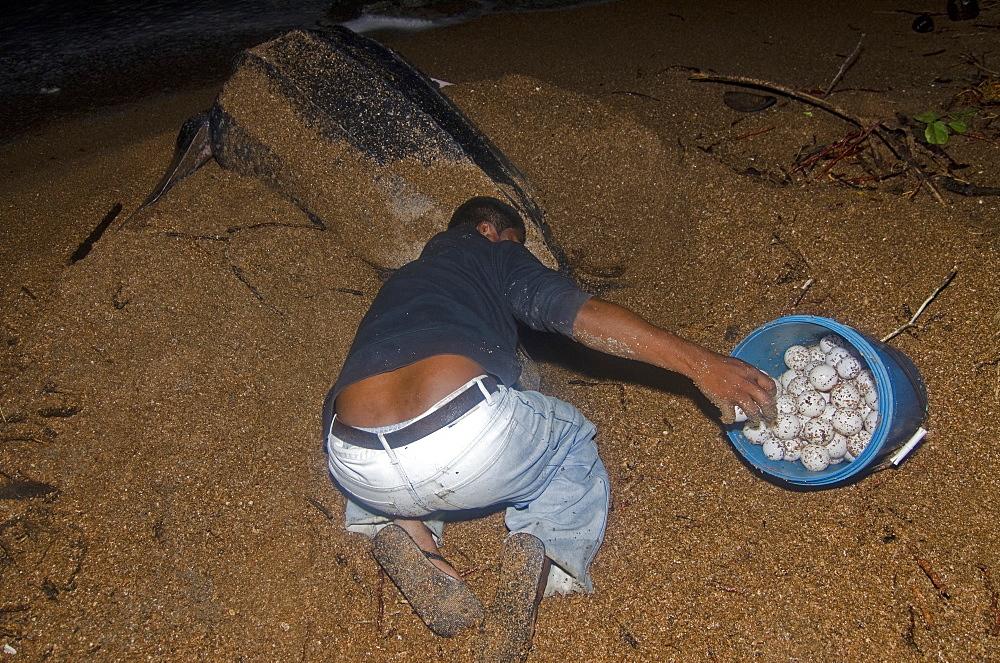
[727,315,928,487]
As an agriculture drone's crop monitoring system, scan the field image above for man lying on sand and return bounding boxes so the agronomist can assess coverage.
[322,196,776,659]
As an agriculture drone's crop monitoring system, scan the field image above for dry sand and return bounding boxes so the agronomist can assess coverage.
[2,0,999,660]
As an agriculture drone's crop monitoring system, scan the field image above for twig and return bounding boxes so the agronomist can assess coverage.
[960,53,1000,77]
[689,73,948,203]
[730,126,775,141]
[910,579,936,628]
[882,266,958,342]
[790,278,815,308]
[979,565,1000,636]
[823,35,865,99]
[690,72,872,126]
[305,497,334,520]
[816,121,882,178]
[909,542,951,599]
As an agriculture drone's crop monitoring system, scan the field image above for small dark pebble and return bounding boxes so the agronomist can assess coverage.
[723,91,776,113]
[912,14,934,33]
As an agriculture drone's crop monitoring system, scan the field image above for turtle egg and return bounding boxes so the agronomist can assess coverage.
[786,375,812,397]
[808,364,839,392]
[800,444,831,471]
[844,450,856,463]
[784,345,810,371]
[864,409,881,433]
[819,403,838,422]
[783,438,804,462]
[835,355,862,380]
[776,394,798,415]
[762,437,786,461]
[802,418,836,445]
[824,346,851,367]
[830,382,861,410]
[772,414,802,440]
[733,405,748,423]
[832,409,864,436]
[808,346,827,365]
[854,370,876,395]
[864,389,879,408]
[846,429,872,457]
[743,422,772,444]
[826,434,848,459]
[819,335,843,353]
[779,368,800,390]
[796,390,827,418]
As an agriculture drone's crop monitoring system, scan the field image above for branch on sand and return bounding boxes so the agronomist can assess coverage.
[689,73,947,204]
[881,266,958,343]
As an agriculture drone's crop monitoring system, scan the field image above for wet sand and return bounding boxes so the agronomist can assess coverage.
[2,0,999,660]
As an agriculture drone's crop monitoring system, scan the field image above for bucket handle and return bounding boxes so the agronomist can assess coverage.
[868,427,928,473]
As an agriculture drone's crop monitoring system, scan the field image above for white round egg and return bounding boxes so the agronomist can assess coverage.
[864,388,879,408]
[776,394,798,415]
[846,429,872,457]
[762,437,786,461]
[772,414,802,440]
[831,409,864,436]
[854,370,876,395]
[802,418,836,446]
[782,438,804,462]
[835,355,862,380]
[864,409,880,433]
[824,346,851,367]
[819,335,843,354]
[829,382,861,410]
[819,403,838,422]
[796,390,827,418]
[800,444,831,471]
[743,421,772,444]
[786,375,812,397]
[784,345,810,371]
[808,345,827,365]
[808,364,839,392]
[826,434,848,459]
[779,368,800,390]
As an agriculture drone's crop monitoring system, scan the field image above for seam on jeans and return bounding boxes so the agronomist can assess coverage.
[379,432,434,512]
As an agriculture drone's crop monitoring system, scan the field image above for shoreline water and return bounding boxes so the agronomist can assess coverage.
[0,0,615,145]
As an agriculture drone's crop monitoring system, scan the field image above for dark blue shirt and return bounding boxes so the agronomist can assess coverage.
[325,225,591,419]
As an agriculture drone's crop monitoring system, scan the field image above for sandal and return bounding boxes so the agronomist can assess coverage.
[372,524,484,637]
[475,533,546,663]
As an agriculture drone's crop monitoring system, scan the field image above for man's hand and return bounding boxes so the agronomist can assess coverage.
[687,351,778,425]
[572,298,777,424]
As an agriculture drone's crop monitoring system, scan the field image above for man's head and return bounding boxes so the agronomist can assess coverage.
[448,196,526,243]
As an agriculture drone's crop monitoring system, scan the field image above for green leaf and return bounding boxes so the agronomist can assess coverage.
[948,120,967,133]
[925,121,951,145]
[914,110,943,124]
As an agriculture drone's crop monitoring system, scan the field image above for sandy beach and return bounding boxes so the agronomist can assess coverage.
[2,0,999,660]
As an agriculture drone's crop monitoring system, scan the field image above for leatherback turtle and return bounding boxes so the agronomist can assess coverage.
[122,26,567,272]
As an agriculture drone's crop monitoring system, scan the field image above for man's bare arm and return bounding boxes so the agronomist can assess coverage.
[572,297,777,424]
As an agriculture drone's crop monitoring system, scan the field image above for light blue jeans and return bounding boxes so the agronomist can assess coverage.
[326,376,609,592]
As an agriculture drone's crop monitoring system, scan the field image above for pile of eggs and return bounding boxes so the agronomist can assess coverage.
[742,335,881,472]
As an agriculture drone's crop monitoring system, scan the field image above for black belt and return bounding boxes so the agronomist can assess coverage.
[330,377,500,450]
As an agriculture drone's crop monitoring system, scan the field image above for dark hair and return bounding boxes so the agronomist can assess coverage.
[448,196,526,237]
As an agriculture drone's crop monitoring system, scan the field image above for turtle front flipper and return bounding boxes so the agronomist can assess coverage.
[119,111,214,230]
